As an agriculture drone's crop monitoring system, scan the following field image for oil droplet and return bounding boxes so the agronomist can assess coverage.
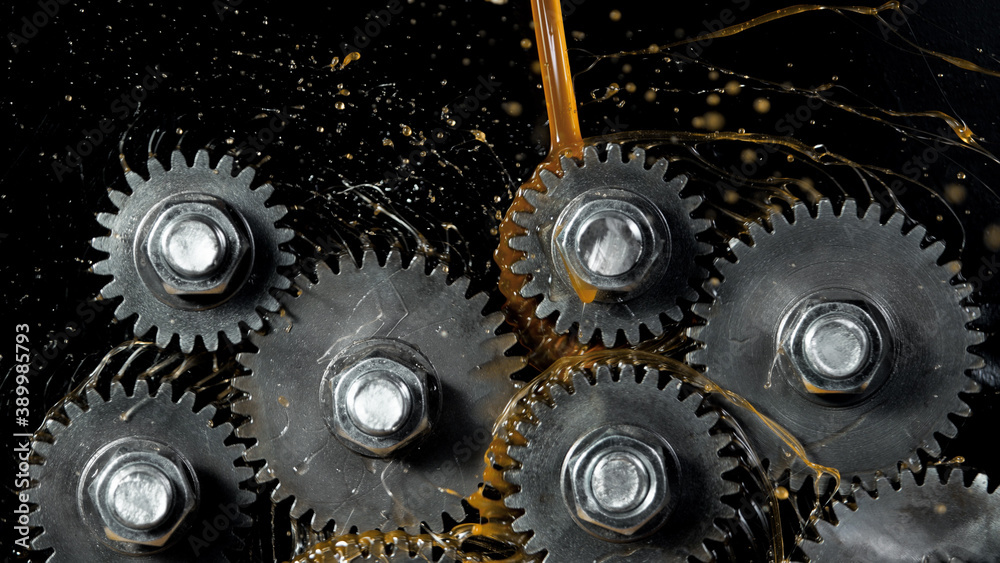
[934,503,947,515]
[334,101,345,110]
[472,130,487,143]
[644,90,657,102]
[502,101,523,117]
[609,9,621,21]
[706,93,721,106]
[65,95,72,101]
[277,396,290,407]
[754,97,771,113]
[520,37,532,49]
[944,183,966,204]
[703,111,725,131]
[984,224,1000,252]
[787,154,795,163]
[708,70,720,81]
[740,148,757,164]
[317,126,325,133]
[957,171,967,179]
[724,80,741,95]
[774,486,789,500]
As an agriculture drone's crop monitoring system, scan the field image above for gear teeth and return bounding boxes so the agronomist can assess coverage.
[84,386,103,406]
[885,210,905,231]
[125,169,145,190]
[816,198,834,218]
[234,164,255,188]
[582,145,600,164]
[907,223,928,241]
[360,247,379,268]
[520,185,544,209]
[107,189,128,209]
[217,154,236,174]
[925,240,947,261]
[276,227,296,246]
[90,236,113,253]
[202,330,220,352]
[841,198,859,218]
[63,399,85,420]
[147,155,167,178]
[607,142,624,162]
[193,148,210,169]
[169,150,188,170]
[254,182,275,201]
[92,258,113,276]
[96,212,117,229]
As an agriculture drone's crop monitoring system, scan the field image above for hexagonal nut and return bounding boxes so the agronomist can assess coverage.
[145,195,252,296]
[553,190,665,296]
[783,300,884,394]
[86,448,198,548]
[566,429,671,537]
[329,348,439,458]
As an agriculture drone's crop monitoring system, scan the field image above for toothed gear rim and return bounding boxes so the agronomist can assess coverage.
[686,199,982,493]
[802,469,999,562]
[504,365,738,563]
[509,143,710,346]
[91,149,295,352]
[234,251,523,533]
[28,381,254,562]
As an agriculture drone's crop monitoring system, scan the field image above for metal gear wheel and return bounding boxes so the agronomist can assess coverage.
[234,250,524,533]
[687,199,982,493]
[28,380,254,562]
[503,364,738,563]
[91,149,296,352]
[801,468,999,562]
[508,143,710,346]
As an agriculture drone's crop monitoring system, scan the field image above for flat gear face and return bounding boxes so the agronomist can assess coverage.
[687,199,982,492]
[802,469,1000,562]
[91,149,295,352]
[508,143,710,346]
[28,381,254,562]
[234,251,524,533]
[504,365,738,563]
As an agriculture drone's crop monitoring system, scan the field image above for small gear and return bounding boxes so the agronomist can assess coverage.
[508,143,710,346]
[28,380,254,562]
[801,468,1000,562]
[234,250,524,533]
[91,149,295,352]
[503,364,738,562]
[687,199,982,492]
[291,532,457,562]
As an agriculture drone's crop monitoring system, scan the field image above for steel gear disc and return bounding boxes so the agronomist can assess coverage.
[91,149,295,352]
[508,143,711,346]
[687,199,982,493]
[234,250,524,533]
[503,364,738,562]
[801,468,999,562]
[28,380,254,562]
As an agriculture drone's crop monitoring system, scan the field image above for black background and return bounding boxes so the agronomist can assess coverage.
[3,1,999,561]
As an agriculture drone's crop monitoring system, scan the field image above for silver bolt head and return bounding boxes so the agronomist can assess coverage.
[785,300,884,394]
[86,446,197,548]
[553,189,667,297]
[331,350,437,458]
[567,430,671,537]
[144,196,251,296]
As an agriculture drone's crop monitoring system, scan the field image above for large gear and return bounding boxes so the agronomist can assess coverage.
[687,199,982,493]
[508,143,710,346]
[503,364,738,562]
[801,468,1000,562]
[91,149,295,352]
[28,380,254,562]
[234,250,524,533]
